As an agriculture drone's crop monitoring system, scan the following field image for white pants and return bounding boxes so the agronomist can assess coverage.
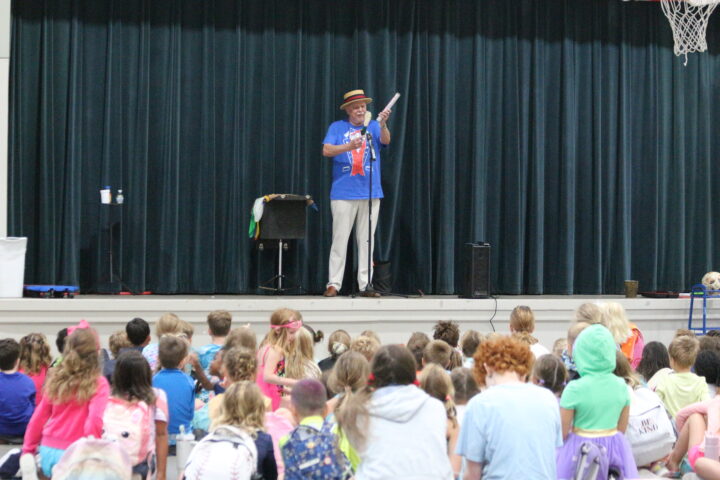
[328,199,380,291]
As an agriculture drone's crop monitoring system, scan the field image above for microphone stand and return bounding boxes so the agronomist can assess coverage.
[365,130,376,295]
[363,128,408,298]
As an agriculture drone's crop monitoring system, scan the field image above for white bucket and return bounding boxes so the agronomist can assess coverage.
[0,237,28,298]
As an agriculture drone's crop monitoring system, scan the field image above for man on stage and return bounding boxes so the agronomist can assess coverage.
[322,89,392,297]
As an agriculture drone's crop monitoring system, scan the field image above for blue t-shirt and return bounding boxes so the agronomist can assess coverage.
[0,371,36,437]
[153,368,195,436]
[323,120,386,200]
[456,383,562,480]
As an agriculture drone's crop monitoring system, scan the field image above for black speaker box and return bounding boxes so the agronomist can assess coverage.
[258,195,308,240]
[459,242,491,298]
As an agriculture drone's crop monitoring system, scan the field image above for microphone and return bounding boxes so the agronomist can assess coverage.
[360,111,372,135]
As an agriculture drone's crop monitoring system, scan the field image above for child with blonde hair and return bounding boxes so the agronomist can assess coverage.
[285,327,321,381]
[21,326,110,478]
[205,381,278,480]
[325,351,370,473]
[256,308,302,411]
[18,333,52,405]
[600,301,645,368]
[208,347,258,420]
[142,313,182,370]
[349,335,380,363]
[651,335,708,417]
[575,302,604,325]
[208,325,258,379]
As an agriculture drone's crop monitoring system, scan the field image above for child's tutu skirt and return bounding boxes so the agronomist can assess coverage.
[556,430,638,480]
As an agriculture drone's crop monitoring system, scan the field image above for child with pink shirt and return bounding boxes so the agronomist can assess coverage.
[256,308,302,411]
[21,325,110,478]
[667,382,720,474]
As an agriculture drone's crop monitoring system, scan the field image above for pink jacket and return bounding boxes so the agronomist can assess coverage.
[675,394,720,435]
[22,376,110,453]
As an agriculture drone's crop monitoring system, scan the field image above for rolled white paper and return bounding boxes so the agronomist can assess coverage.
[377,93,401,120]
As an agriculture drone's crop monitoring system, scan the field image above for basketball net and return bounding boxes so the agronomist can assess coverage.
[660,0,720,65]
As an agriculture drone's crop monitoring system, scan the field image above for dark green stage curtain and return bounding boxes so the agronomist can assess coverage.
[9,0,720,294]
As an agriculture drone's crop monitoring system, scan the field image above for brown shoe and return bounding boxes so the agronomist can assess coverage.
[360,289,381,298]
[323,286,338,297]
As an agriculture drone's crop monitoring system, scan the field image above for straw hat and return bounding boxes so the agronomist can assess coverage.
[339,89,373,110]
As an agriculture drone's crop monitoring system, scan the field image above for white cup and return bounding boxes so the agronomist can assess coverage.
[100,188,111,204]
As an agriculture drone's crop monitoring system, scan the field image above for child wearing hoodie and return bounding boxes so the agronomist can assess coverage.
[556,324,638,479]
[336,344,452,480]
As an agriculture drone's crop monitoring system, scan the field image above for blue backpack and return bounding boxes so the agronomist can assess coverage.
[281,421,350,480]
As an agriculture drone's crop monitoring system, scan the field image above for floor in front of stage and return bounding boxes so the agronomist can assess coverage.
[1,294,716,354]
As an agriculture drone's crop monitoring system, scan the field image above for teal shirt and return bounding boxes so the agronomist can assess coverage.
[562,324,630,430]
[560,373,630,430]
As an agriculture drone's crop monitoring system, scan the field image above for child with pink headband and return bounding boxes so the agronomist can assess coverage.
[256,308,303,411]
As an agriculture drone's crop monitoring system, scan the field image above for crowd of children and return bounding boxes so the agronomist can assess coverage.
[4,302,720,479]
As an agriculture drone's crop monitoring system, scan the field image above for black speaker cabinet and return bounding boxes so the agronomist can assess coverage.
[459,242,491,298]
[258,195,309,240]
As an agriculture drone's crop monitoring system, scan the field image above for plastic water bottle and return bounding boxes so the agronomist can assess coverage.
[706,433,720,461]
[176,425,196,469]
[116,189,124,205]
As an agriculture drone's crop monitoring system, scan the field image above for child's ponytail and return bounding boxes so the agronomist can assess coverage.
[420,363,457,428]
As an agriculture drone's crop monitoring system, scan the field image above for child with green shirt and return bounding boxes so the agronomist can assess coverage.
[653,334,708,418]
[555,324,638,479]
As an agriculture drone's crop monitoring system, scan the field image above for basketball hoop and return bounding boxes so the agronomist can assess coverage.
[660,0,720,65]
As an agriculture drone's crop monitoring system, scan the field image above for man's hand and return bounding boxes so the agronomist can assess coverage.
[349,136,364,150]
[378,108,392,127]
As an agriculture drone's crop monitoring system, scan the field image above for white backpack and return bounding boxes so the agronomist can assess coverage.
[625,385,676,467]
[183,425,258,480]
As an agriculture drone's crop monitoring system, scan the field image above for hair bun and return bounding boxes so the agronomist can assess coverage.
[314,329,325,343]
[332,343,348,355]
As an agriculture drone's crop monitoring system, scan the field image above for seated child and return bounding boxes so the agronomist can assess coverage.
[349,335,380,363]
[197,310,232,371]
[653,335,708,417]
[22,326,110,478]
[459,330,482,369]
[407,332,431,373]
[102,330,132,384]
[18,333,52,406]
[125,317,152,352]
[208,347,258,421]
[143,313,182,370]
[423,339,453,370]
[280,379,350,479]
[318,329,351,372]
[152,336,194,442]
[531,353,568,399]
[0,339,36,439]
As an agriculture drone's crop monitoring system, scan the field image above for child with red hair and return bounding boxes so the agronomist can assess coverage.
[456,336,561,479]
